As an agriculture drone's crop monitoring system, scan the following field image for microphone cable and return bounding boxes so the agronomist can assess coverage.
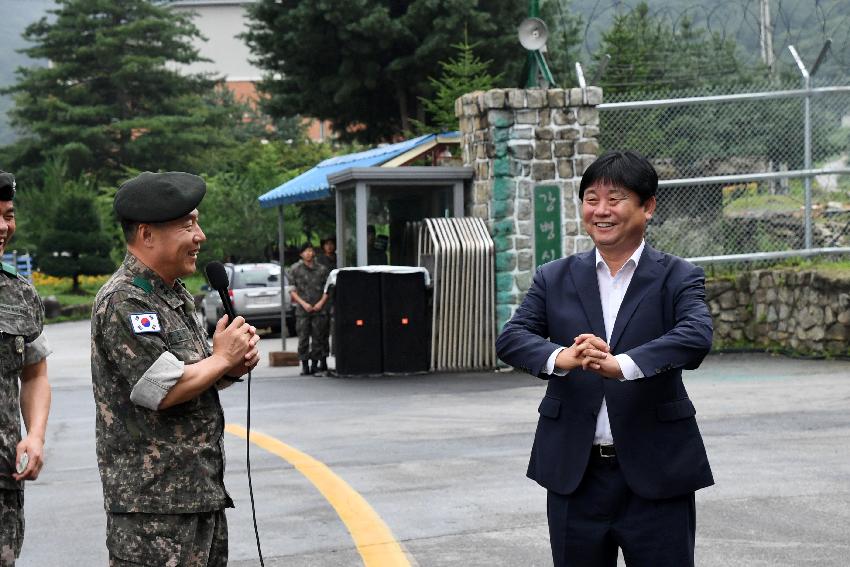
[204,261,265,564]
[246,367,265,566]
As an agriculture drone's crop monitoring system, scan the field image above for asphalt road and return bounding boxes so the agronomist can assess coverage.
[14,320,850,566]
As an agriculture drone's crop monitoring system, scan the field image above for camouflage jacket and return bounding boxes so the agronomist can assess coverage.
[90,253,234,513]
[289,260,330,315]
[315,253,336,270]
[0,263,50,491]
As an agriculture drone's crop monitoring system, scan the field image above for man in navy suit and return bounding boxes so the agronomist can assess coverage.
[496,150,714,567]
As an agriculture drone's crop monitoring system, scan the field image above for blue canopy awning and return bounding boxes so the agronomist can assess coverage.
[257,132,458,208]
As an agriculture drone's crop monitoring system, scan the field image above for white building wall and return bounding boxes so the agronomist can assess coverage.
[170,1,262,81]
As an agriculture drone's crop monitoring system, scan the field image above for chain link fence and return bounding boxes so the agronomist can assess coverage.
[598,78,850,265]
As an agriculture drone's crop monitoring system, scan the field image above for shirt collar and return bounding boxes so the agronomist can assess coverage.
[595,240,646,273]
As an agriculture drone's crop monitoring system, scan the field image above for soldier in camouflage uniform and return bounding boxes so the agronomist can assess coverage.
[0,171,51,567]
[91,172,259,566]
[289,243,330,375]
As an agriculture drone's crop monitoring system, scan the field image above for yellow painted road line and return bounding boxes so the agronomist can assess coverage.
[225,423,412,567]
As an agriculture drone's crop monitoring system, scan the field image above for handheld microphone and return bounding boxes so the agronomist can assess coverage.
[205,261,236,320]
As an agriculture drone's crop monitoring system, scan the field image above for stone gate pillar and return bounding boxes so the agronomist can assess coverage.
[456,87,602,330]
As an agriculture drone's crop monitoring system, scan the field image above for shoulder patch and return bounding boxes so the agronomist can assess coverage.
[1,262,17,276]
[132,276,153,293]
[129,313,161,333]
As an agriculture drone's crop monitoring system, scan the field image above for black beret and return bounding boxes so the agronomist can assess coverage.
[0,170,15,201]
[114,171,206,223]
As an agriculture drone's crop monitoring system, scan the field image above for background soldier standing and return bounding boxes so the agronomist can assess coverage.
[289,242,330,375]
[316,237,337,269]
[90,172,259,566]
[0,171,51,567]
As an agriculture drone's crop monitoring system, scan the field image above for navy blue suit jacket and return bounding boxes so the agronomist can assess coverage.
[496,245,714,500]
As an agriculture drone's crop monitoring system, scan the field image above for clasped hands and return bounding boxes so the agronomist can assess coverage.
[300,297,327,313]
[554,333,623,379]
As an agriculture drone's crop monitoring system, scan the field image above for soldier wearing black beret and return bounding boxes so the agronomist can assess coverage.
[91,171,259,565]
[113,171,207,223]
[0,169,52,566]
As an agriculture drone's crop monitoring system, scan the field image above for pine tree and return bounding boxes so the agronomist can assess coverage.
[414,36,504,133]
[38,180,114,293]
[3,0,239,184]
[593,2,749,95]
[243,0,527,142]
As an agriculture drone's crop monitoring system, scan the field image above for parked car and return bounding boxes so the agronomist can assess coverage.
[200,262,295,337]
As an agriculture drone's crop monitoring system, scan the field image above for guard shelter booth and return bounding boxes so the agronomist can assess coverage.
[329,166,471,267]
[257,132,472,268]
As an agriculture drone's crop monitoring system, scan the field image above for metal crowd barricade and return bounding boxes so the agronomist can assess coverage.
[416,217,496,371]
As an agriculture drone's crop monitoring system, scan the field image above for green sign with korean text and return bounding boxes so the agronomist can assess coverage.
[534,185,562,267]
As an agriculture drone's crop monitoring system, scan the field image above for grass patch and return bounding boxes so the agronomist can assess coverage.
[703,256,850,279]
[787,258,850,278]
[32,273,109,305]
[724,192,802,214]
[722,180,803,215]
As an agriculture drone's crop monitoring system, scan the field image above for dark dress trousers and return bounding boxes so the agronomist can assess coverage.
[496,245,714,562]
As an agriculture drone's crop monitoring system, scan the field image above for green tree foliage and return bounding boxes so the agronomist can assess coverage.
[591,2,809,179]
[411,36,504,134]
[594,7,842,179]
[3,0,240,185]
[198,140,344,267]
[593,2,749,95]
[243,0,528,143]
[38,176,114,293]
[9,157,65,253]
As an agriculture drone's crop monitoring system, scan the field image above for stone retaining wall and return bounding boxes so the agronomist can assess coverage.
[707,269,850,355]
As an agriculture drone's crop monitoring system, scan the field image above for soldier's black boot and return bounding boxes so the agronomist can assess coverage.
[300,360,311,375]
[310,359,320,375]
[318,357,332,377]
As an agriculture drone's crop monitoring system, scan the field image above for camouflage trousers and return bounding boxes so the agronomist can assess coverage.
[107,509,227,567]
[0,490,23,567]
[296,313,330,361]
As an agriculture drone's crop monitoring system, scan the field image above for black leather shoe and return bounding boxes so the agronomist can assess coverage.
[318,358,328,372]
[300,361,311,375]
[310,359,320,374]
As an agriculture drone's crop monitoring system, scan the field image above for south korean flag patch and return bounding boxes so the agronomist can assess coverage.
[130,313,161,334]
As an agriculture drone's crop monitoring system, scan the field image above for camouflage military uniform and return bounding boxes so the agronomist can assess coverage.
[91,254,236,565]
[0,262,50,566]
[107,510,227,567]
[289,260,330,360]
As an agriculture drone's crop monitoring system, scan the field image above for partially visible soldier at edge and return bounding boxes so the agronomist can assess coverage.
[90,172,259,566]
[0,171,52,567]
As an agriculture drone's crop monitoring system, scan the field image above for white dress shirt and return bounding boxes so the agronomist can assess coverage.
[544,241,646,445]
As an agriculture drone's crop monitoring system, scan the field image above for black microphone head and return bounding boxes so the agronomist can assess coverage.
[205,261,230,291]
